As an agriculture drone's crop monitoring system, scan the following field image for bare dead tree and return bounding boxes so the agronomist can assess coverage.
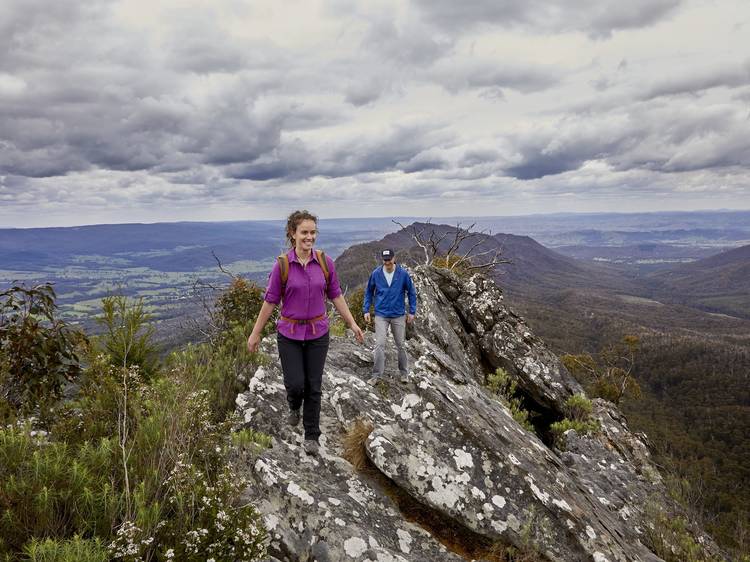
[392,219,511,273]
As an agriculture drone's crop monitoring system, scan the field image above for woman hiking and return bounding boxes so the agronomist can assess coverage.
[247,210,364,455]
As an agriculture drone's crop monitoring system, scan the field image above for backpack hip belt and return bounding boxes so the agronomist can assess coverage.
[280,314,326,335]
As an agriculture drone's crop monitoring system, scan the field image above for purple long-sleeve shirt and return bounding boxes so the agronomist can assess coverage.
[263,248,343,340]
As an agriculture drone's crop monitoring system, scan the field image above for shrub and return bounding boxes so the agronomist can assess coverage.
[549,418,600,447]
[432,254,473,278]
[561,335,641,405]
[0,283,86,418]
[345,286,371,333]
[0,425,121,554]
[549,394,600,449]
[214,278,266,334]
[96,295,159,380]
[644,503,725,562]
[486,368,535,432]
[1,291,268,562]
[168,322,265,420]
[23,535,109,562]
[562,393,593,422]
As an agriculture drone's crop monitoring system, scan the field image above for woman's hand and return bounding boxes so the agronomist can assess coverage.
[247,332,261,354]
[350,323,365,343]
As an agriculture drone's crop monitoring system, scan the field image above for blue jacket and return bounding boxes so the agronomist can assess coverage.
[363,265,417,318]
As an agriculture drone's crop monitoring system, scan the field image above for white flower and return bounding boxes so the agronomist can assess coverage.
[165,548,174,559]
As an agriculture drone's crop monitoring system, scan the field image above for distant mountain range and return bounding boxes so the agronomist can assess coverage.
[335,222,750,327]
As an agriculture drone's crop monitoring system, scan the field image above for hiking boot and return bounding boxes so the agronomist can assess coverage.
[399,372,409,384]
[304,439,319,456]
[367,376,381,387]
[287,408,301,427]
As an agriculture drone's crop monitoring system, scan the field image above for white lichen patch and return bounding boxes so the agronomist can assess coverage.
[598,496,611,506]
[390,394,423,421]
[328,497,341,506]
[491,519,509,533]
[287,482,314,505]
[264,514,279,530]
[426,476,463,511]
[508,453,521,466]
[335,518,346,526]
[243,407,257,423]
[586,525,597,539]
[553,498,572,512]
[453,448,474,470]
[254,459,279,486]
[524,475,550,505]
[396,529,412,554]
[471,487,486,500]
[344,537,367,558]
[593,552,610,562]
[491,495,506,508]
[346,478,371,506]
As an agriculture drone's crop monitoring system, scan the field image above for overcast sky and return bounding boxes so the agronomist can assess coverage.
[1,0,749,227]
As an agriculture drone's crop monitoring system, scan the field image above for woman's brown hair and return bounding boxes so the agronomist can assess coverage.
[285,210,318,248]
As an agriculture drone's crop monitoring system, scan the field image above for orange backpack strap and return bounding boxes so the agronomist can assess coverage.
[315,249,330,289]
[278,254,290,294]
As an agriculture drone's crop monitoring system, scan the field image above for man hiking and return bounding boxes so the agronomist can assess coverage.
[363,248,417,385]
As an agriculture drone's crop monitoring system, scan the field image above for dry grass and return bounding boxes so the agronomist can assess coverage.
[342,417,374,471]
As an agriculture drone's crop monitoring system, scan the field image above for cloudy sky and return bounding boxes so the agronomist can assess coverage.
[1,0,749,227]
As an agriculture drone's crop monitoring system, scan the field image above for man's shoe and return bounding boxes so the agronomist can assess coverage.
[304,439,319,456]
[367,376,381,387]
[399,372,409,383]
[287,408,301,427]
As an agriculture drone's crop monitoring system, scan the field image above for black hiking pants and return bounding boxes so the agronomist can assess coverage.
[277,332,330,441]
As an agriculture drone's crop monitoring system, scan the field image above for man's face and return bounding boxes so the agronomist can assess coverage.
[383,257,395,271]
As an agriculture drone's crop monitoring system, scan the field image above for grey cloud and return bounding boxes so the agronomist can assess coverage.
[360,17,453,66]
[459,149,500,168]
[432,59,562,95]
[412,0,682,38]
[225,123,453,181]
[503,101,750,180]
[642,60,750,100]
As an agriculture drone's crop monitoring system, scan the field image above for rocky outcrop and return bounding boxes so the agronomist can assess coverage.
[236,266,722,561]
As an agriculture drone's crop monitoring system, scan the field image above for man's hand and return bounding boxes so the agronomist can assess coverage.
[407,313,415,324]
[364,312,371,324]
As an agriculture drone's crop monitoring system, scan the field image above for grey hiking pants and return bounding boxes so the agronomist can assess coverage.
[373,315,407,377]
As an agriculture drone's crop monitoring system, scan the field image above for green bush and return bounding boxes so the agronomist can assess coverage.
[23,535,109,562]
[214,278,266,335]
[432,254,474,278]
[1,292,268,562]
[644,504,725,562]
[346,286,371,332]
[562,393,593,422]
[0,283,86,418]
[549,394,600,449]
[168,322,265,420]
[95,295,159,380]
[0,425,121,553]
[549,418,600,446]
[486,368,535,432]
[561,335,642,405]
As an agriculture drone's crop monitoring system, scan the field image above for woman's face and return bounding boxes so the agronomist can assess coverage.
[292,219,317,252]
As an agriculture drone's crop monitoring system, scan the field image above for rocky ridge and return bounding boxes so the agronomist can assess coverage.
[236,266,722,561]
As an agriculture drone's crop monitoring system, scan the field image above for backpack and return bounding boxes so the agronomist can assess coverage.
[278,249,330,295]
